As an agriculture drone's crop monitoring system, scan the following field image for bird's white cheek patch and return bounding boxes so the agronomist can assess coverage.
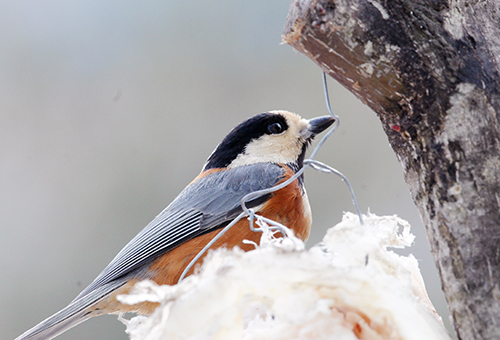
[228,135,302,168]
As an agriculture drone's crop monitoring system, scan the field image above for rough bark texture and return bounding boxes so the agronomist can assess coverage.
[283,1,500,339]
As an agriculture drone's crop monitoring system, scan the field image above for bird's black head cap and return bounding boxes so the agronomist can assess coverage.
[204,112,289,170]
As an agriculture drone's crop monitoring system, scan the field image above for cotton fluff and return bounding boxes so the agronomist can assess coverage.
[118,212,452,340]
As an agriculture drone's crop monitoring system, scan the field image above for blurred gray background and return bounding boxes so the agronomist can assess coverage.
[2,1,453,339]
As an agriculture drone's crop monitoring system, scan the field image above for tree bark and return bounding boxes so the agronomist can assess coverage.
[283,1,500,339]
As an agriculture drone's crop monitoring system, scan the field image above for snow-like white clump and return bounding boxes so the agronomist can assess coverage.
[118,213,451,340]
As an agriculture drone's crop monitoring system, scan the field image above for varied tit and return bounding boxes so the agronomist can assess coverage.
[16,110,334,340]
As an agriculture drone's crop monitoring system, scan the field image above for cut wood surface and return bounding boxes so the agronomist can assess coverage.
[283,1,500,339]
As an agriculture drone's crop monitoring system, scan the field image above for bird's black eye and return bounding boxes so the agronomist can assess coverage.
[267,122,284,134]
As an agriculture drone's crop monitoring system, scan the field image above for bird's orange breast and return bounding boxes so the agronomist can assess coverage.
[93,166,311,315]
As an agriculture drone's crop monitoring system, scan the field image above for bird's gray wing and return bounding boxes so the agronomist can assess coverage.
[75,162,285,299]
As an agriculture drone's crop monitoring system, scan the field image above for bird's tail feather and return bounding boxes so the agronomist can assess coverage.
[15,281,125,340]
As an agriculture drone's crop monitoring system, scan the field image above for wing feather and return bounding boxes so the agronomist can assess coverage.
[76,163,285,299]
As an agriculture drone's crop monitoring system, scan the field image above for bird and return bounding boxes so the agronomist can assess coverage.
[16,110,335,340]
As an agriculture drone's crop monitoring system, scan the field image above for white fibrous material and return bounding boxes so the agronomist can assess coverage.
[118,213,452,340]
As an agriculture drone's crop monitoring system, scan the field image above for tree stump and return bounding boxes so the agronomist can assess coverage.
[283,1,500,339]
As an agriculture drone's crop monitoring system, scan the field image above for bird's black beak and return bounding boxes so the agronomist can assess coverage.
[304,115,335,139]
